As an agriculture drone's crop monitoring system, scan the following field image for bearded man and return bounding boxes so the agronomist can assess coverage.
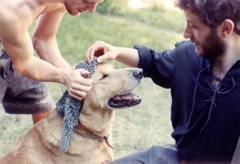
[86,0,240,163]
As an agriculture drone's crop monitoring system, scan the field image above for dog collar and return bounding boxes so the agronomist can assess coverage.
[74,130,114,149]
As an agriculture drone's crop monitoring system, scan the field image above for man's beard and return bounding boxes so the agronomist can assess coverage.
[197,28,226,62]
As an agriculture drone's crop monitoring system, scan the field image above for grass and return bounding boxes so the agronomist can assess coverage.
[56,11,184,66]
[0,5,185,159]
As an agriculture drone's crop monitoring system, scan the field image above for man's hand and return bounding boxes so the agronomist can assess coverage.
[86,41,118,64]
[86,41,140,68]
[63,69,92,100]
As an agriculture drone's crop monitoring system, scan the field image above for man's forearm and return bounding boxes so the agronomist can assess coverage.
[116,47,139,68]
[33,37,71,69]
[15,55,68,84]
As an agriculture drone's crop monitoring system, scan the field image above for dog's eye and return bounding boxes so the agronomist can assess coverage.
[101,74,108,80]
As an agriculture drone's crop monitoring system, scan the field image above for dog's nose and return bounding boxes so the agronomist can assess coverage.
[133,69,143,79]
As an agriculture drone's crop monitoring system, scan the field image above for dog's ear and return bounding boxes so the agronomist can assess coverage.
[79,98,88,115]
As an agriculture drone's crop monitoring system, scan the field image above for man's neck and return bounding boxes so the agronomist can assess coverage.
[210,39,240,88]
[35,0,63,4]
[33,0,64,13]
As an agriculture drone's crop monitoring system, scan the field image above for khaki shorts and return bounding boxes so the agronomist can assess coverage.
[0,50,55,114]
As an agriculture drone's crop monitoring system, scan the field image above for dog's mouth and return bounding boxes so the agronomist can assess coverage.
[108,93,141,108]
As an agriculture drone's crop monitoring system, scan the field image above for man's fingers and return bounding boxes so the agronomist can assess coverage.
[68,91,85,100]
[86,42,101,63]
[79,69,90,77]
[86,48,94,63]
[68,83,92,100]
[97,54,108,63]
[86,41,108,63]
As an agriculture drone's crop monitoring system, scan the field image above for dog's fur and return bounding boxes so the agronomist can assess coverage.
[0,63,142,164]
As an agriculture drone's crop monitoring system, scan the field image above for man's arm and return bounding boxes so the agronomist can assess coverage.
[86,41,140,67]
[0,8,91,100]
[32,7,70,69]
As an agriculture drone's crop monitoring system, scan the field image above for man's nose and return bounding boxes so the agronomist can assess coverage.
[183,27,192,39]
[88,3,97,13]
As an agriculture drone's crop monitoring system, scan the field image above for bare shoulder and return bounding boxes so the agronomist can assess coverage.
[0,1,33,35]
[0,0,65,40]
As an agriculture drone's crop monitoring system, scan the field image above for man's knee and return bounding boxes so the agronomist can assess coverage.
[110,145,180,164]
[32,108,53,124]
[146,145,180,164]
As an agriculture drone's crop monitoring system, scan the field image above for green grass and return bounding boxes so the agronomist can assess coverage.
[0,6,185,159]
[124,6,185,33]
[96,0,185,33]
[56,11,184,66]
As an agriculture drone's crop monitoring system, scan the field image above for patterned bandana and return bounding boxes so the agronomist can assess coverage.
[0,41,4,57]
[56,57,98,152]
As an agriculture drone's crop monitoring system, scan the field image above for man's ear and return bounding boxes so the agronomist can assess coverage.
[219,19,234,38]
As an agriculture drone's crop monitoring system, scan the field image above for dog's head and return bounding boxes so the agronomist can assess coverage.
[84,62,142,110]
[77,62,142,135]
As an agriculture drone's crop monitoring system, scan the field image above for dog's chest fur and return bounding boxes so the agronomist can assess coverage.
[0,109,114,164]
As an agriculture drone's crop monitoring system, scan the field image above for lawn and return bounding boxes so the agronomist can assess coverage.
[0,4,185,159]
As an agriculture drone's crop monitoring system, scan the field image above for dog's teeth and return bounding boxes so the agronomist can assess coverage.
[133,95,140,100]
[113,96,121,100]
[112,93,141,101]
[130,94,141,99]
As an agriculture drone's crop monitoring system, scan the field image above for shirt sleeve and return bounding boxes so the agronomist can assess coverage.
[134,44,177,88]
[134,41,202,89]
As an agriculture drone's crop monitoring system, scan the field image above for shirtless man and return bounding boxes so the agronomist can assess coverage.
[0,0,103,124]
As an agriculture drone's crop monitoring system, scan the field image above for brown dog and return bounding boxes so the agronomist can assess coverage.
[0,63,142,164]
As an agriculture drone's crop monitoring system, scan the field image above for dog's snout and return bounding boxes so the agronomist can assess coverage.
[133,69,143,79]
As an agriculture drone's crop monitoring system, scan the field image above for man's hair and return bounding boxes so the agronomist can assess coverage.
[176,0,240,35]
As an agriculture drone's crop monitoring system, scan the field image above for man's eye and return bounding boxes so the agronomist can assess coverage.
[188,23,196,29]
